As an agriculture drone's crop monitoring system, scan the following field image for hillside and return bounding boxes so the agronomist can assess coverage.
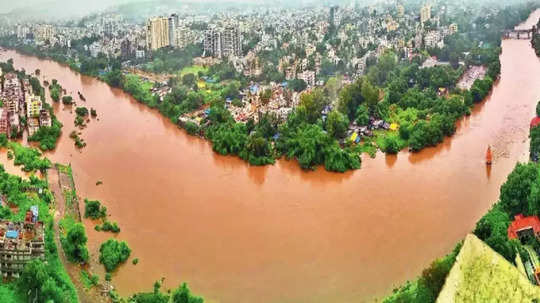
[437,234,540,302]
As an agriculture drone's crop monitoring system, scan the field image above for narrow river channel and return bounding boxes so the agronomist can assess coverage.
[1,10,540,303]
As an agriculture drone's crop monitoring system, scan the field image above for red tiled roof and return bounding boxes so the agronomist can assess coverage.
[508,214,540,239]
[531,117,540,129]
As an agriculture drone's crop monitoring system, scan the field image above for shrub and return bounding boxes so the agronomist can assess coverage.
[99,239,131,272]
[84,199,107,219]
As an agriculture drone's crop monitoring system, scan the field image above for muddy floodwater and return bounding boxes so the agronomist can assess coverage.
[1,10,540,303]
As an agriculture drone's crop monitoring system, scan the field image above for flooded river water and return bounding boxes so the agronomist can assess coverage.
[1,10,540,303]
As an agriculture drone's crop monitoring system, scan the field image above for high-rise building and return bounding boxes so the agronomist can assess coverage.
[221,27,242,58]
[104,21,114,37]
[168,14,178,47]
[121,39,132,59]
[176,27,193,49]
[397,4,405,17]
[420,4,432,25]
[34,25,54,43]
[449,23,458,35]
[203,27,242,58]
[146,17,170,51]
[329,6,341,26]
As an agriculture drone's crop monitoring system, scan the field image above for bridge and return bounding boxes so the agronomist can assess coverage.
[503,26,539,39]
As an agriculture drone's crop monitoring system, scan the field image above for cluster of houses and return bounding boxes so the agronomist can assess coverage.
[507,214,540,285]
[0,205,45,278]
[0,69,52,137]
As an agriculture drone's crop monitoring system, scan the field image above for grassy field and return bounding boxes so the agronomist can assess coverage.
[180,65,208,77]
[437,234,540,302]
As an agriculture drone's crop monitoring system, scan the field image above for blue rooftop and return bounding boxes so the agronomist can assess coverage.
[6,230,18,239]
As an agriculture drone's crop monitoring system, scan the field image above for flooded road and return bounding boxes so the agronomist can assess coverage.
[1,10,540,303]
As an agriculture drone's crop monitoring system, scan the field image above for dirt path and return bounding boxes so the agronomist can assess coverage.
[48,167,111,303]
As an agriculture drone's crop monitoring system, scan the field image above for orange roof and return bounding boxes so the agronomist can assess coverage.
[531,117,540,129]
[508,214,540,239]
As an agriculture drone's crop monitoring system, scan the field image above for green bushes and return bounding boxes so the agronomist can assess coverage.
[49,79,62,102]
[62,95,73,105]
[95,220,120,233]
[84,199,107,219]
[61,223,89,264]
[531,126,540,161]
[99,239,131,272]
[384,242,462,303]
[184,122,200,135]
[75,107,89,116]
[470,77,494,103]
[0,134,7,147]
[128,282,204,303]
[27,118,63,151]
[473,203,515,261]
[498,162,538,216]
[8,142,51,172]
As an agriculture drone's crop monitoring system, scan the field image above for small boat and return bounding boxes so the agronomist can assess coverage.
[486,146,493,165]
[78,91,86,101]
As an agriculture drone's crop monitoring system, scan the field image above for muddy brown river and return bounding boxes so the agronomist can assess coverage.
[1,10,540,303]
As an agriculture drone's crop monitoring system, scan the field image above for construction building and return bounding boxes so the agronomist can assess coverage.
[0,207,45,278]
[168,14,179,47]
[203,27,242,58]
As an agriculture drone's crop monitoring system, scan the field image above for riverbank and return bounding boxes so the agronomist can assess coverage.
[0,9,539,303]
[382,10,540,302]
[0,149,78,302]
[0,26,504,173]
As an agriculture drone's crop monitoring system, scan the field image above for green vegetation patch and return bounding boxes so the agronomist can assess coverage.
[8,142,51,172]
[99,239,131,272]
[84,199,107,219]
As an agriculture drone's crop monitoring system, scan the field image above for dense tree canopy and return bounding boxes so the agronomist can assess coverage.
[99,239,132,272]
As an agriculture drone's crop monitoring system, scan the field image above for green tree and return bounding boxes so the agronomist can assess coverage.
[287,79,307,92]
[298,88,328,123]
[84,199,107,219]
[338,78,364,120]
[172,283,204,303]
[99,239,131,272]
[325,110,349,139]
[499,162,538,216]
[361,79,379,113]
[182,73,196,87]
[62,223,89,264]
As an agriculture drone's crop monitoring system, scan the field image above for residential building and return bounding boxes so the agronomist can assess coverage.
[146,17,170,51]
[27,118,40,136]
[121,39,132,59]
[34,24,54,43]
[0,209,45,278]
[26,94,42,119]
[397,4,405,17]
[168,14,178,47]
[135,49,146,59]
[0,109,9,135]
[508,214,540,242]
[204,27,242,58]
[298,70,316,87]
[1,73,22,115]
[449,23,458,35]
[39,109,51,128]
[176,27,194,49]
[424,30,441,48]
[420,4,432,25]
